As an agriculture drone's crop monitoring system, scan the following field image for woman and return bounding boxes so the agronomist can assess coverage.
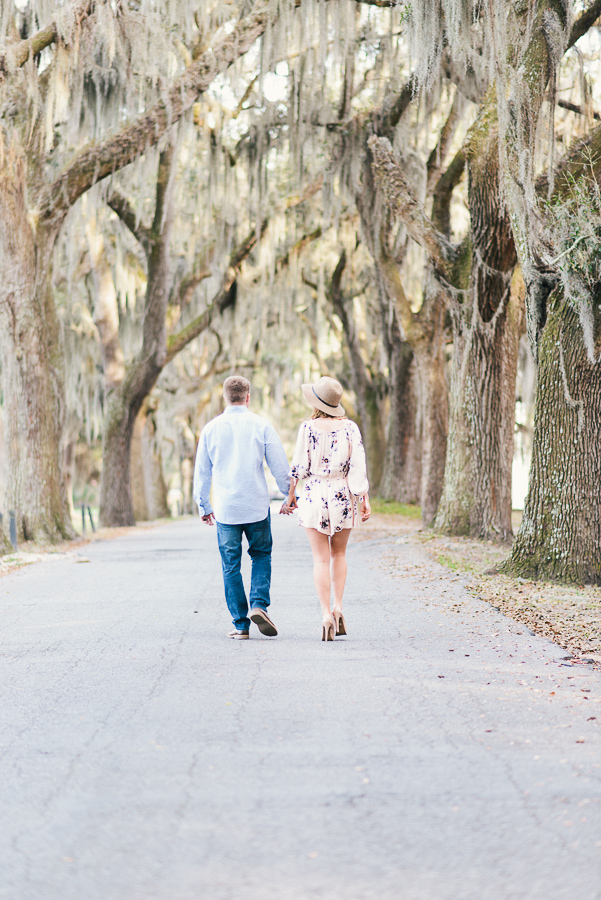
[280,376,370,641]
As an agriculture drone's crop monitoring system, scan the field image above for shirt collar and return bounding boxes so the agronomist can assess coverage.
[224,405,249,414]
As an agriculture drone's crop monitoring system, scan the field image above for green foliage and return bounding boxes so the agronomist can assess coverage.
[371,498,421,518]
[399,3,413,24]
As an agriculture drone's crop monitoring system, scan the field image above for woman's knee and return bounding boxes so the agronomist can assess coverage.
[313,552,331,568]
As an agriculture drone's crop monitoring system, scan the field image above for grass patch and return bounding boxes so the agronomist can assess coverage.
[436,553,464,573]
[371,498,421,518]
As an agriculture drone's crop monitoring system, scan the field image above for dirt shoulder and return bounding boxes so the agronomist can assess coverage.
[0,517,174,578]
[357,507,601,662]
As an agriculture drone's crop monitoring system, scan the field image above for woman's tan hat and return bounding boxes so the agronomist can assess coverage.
[301,376,345,416]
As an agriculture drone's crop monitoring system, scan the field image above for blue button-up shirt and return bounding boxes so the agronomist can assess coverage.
[193,406,291,525]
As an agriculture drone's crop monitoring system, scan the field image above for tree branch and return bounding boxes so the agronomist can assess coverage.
[151,143,176,239]
[431,147,466,238]
[367,135,456,280]
[0,1,94,84]
[165,221,267,364]
[107,190,152,255]
[375,249,419,344]
[568,0,601,49]
[177,268,213,308]
[426,89,463,193]
[545,122,601,199]
[39,0,280,220]
[557,98,600,121]
[372,75,416,138]
[328,250,372,397]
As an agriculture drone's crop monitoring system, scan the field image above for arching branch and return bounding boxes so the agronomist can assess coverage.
[367,135,456,281]
[39,0,281,221]
[165,222,267,364]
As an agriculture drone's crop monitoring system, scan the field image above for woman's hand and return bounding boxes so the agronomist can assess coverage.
[360,495,371,522]
[280,495,298,515]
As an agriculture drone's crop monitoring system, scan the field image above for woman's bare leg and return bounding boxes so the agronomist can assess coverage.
[330,528,351,608]
[304,528,332,617]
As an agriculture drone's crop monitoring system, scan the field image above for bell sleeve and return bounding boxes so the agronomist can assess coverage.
[347,422,369,496]
[290,422,311,480]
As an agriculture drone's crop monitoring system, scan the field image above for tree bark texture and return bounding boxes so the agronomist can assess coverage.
[434,277,522,539]
[496,1,601,580]
[131,405,169,522]
[434,102,520,540]
[0,149,73,541]
[505,294,601,584]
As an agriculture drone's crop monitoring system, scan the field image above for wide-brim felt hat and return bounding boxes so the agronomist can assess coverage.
[301,376,345,417]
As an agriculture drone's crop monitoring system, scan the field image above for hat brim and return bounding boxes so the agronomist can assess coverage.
[301,383,345,417]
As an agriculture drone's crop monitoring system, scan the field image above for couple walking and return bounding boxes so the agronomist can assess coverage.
[193,374,370,641]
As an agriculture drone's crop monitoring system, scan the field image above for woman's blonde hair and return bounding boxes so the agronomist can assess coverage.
[311,408,344,419]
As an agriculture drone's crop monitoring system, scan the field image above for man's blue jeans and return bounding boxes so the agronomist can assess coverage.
[216,513,272,632]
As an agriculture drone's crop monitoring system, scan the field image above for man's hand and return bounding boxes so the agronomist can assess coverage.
[202,513,216,525]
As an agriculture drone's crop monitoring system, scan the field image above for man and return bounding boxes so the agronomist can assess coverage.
[193,375,292,639]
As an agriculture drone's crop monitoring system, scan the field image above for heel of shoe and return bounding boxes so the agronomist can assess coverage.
[321,615,335,641]
[332,609,347,636]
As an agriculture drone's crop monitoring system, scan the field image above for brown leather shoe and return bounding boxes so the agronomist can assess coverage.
[250,608,278,636]
[227,629,249,639]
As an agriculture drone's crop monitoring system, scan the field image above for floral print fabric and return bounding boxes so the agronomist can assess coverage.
[289,419,369,535]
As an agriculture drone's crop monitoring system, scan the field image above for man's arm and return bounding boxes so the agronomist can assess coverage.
[193,429,215,523]
[264,424,291,497]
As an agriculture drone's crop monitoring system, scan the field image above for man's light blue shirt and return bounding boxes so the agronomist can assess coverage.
[193,406,291,525]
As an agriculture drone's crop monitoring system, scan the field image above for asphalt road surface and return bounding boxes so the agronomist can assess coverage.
[1,510,600,900]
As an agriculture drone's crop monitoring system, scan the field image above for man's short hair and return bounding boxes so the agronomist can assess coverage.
[223,375,251,404]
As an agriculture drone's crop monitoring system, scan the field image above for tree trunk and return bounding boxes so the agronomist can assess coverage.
[379,325,421,504]
[100,360,164,526]
[0,524,10,554]
[505,293,601,583]
[131,404,169,522]
[434,100,520,541]
[414,328,448,526]
[435,271,523,540]
[131,411,151,522]
[99,143,175,527]
[0,150,73,542]
[358,384,386,494]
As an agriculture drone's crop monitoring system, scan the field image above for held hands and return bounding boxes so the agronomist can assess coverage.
[360,496,371,522]
[280,495,298,516]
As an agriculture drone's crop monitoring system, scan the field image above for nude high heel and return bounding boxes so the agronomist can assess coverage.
[332,608,347,636]
[321,613,335,641]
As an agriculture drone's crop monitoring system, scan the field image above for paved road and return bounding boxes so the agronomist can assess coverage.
[1,510,600,900]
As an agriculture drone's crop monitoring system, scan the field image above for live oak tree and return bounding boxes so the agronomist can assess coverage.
[0,0,304,541]
[488,0,601,582]
[90,146,267,527]
[369,0,601,548]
